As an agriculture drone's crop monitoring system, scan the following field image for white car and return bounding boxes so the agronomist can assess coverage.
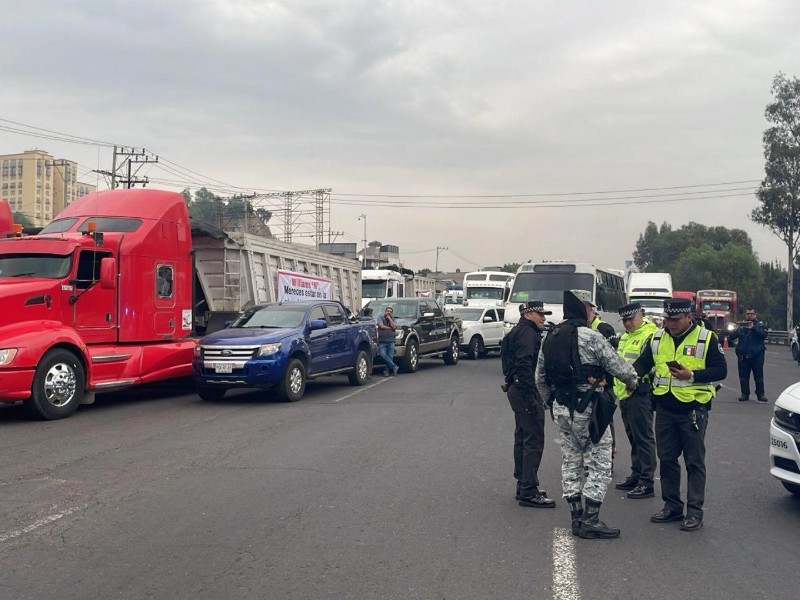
[450,306,505,359]
[770,382,800,497]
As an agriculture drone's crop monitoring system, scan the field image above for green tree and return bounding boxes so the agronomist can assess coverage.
[190,187,223,225]
[751,72,800,330]
[417,268,432,277]
[12,211,33,228]
[181,187,192,205]
[502,262,521,273]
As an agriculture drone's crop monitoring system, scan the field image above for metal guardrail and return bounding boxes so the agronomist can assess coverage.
[765,330,790,346]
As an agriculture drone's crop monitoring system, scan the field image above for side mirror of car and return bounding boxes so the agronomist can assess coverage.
[483,316,493,323]
[223,320,233,329]
[309,319,327,330]
[422,312,435,319]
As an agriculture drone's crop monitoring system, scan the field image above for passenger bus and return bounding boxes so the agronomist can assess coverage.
[462,271,514,308]
[503,261,627,335]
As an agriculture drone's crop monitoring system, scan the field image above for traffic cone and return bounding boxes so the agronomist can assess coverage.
[722,336,729,350]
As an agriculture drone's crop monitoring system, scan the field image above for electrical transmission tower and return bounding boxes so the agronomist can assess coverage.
[93,146,158,189]
[248,188,331,246]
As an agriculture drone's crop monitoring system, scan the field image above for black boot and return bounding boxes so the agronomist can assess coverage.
[567,495,583,536]
[578,499,620,539]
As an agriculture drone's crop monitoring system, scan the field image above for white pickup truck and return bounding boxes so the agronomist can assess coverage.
[449,306,506,359]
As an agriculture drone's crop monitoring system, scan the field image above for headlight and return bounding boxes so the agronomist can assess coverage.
[0,348,17,366]
[258,343,282,356]
[193,345,202,357]
[726,323,736,331]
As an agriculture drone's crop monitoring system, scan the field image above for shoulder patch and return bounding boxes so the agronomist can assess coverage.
[718,343,724,353]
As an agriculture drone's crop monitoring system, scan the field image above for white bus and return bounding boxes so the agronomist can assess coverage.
[502,261,627,335]
[462,271,514,308]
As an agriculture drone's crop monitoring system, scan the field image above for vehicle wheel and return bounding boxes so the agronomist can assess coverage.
[466,336,484,360]
[276,358,306,402]
[348,350,371,386]
[197,385,227,401]
[24,349,85,420]
[443,335,460,365]
[782,481,800,497]
[400,339,419,373]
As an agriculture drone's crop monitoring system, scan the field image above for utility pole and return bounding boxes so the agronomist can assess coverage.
[435,246,448,274]
[93,146,158,189]
[358,214,367,266]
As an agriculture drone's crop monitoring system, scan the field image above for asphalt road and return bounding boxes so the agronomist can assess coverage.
[0,345,798,600]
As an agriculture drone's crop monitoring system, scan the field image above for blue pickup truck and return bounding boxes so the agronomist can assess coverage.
[193,301,378,402]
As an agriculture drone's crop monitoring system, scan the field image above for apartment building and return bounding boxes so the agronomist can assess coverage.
[0,149,97,226]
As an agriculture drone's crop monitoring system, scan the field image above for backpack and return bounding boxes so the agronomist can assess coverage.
[542,320,585,409]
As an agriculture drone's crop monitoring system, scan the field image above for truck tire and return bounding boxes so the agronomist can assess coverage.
[467,336,483,360]
[443,335,460,365]
[24,349,85,420]
[348,350,371,386]
[782,481,800,497]
[400,339,419,373]
[276,358,306,402]
[197,385,227,401]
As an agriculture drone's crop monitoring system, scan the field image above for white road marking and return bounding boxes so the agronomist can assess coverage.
[332,376,392,402]
[0,505,85,544]
[552,527,580,600]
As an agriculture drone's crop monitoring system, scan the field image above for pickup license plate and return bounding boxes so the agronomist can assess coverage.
[213,362,233,374]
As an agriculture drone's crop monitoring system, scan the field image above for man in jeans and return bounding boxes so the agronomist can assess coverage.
[377,306,399,376]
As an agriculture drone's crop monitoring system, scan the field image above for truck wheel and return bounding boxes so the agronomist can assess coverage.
[400,340,419,373]
[443,335,460,365]
[24,349,85,420]
[197,385,227,401]
[782,481,800,497]
[467,336,483,360]
[348,350,371,386]
[277,358,306,402]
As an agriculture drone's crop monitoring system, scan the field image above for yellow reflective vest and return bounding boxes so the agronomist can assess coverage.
[613,319,658,400]
[590,316,602,331]
[651,326,715,404]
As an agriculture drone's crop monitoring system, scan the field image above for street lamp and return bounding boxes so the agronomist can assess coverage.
[358,214,367,266]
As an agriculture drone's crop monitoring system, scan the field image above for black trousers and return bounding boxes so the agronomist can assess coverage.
[620,386,657,487]
[655,405,708,518]
[737,352,765,398]
[508,384,545,496]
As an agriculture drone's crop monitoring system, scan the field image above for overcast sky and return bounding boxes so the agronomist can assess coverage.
[2,0,800,272]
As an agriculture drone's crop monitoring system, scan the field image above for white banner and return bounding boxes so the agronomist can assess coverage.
[277,270,333,302]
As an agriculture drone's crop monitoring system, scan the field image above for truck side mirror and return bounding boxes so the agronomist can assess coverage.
[99,257,116,289]
[309,319,327,330]
[483,316,493,322]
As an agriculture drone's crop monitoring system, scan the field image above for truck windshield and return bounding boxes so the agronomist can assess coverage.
[0,253,72,278]
[232,305,308,328]
[451,308,484,321]
[362,280,387,298]
[632,298,666,311]
[510,272,593,304]
[701,301,731,312]
[466,287,504,300]
[366,300,419,319]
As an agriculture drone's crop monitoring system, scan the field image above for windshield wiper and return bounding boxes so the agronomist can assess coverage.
[11,272,36,277]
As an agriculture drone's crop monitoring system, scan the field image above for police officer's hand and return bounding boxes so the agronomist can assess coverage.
[669,364,693,380]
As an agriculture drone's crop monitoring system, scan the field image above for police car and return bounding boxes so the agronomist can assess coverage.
[770,382,800,497]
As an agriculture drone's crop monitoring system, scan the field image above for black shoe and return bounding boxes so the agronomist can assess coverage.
[515,482,521,501]
[680,515,703,531]
[627,485,655,500]
[650,508,684,523]
[578,500,620,539]
[519,494,556,508]
[757,396,768,403]
[738,396,749,402]
[614,476,638,491]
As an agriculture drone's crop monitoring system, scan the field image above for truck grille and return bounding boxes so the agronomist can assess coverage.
[201,345,259,371]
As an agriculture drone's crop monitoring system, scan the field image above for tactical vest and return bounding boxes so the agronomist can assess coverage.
[651,326,715,404]
[613,319,658,400]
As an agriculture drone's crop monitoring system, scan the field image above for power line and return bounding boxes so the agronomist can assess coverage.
[0,119,115,147]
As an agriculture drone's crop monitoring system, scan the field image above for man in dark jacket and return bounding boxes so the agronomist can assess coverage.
[502,301,556,508]
[729,307,768,402]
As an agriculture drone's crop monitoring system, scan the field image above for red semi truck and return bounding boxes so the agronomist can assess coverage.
[1,201,13,237]
[0,189,197,419]
[696,289,738,338]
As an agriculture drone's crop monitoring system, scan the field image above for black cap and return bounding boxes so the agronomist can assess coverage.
[519,301,552,316]
[618,302,644,319]
[663,298,693,318]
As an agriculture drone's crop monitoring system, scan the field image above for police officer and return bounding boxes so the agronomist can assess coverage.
[536,291,639,539]
[728,307,768,403]
[613,303,658,499]
[633,297,727,531]
[502,301,556,508]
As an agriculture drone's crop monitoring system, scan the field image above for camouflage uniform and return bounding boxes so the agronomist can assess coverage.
[536,327,638,503]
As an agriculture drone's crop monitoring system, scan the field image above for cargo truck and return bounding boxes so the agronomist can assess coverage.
[0,189,362,420]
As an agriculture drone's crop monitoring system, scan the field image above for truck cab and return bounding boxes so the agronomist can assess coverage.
[0,201,13,238]
[0,189,195,419]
